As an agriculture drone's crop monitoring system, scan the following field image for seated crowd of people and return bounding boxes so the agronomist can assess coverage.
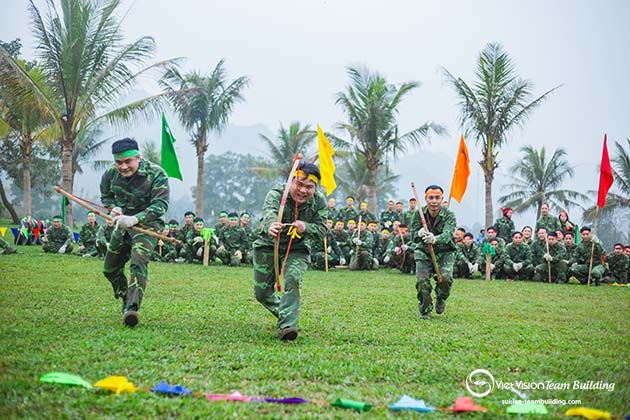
[2,198,628,285]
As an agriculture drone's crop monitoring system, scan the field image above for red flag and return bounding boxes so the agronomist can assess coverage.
[597,134,614,208]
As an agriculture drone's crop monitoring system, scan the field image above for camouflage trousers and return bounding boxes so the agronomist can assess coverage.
[390,251,415,273]
[96,239,108,257]
[77,243,98,257]
[349,250,376,270]
[182,242,217,264]
[534,261,567,283]
[0,236,16,254]
[42,242,73,253]
[253,247,309,331]
[103,228,155,312]
[153,246,178,263]
[312,251,340,270]
[453,261,473,279]
[504,263,535,280]
[217,247,243,266]
[569,263,605,284]
[415,250,455,315]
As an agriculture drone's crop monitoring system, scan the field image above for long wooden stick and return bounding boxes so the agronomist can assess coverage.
[324,234,329,272]
[544,233,552,284]
[54,186,181,245]
[485,253,491,281]
[274,155,302,292]
[354,215,362,266]
[203,240,209,266]
[411,183,442,283]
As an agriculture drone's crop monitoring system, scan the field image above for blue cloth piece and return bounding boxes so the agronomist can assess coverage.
[11,227,18,239]
[152,380,192,395]
[389,395,435,412]
[73,232,80,242]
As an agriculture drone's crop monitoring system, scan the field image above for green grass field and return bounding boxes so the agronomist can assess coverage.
[1,246,628,418]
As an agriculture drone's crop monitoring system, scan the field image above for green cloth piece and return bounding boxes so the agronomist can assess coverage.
[161,113,183,180]
[481,242,496,256]
[40,372,93,389]
[200,227,215,241]
[506,403,548,415]
[61,196,69,225]
[332,398,372,412]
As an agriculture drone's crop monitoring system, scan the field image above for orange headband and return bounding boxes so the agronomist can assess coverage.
[425,188,443,197]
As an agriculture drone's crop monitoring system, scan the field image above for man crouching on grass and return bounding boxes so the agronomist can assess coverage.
[252,162,327,341]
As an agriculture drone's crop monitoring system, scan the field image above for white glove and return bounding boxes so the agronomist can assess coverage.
[113,215,138,229]
[58,245,67,254]
[196,247,203,257]
[339,257,347,265]
[193,236,204,244]
[471,263,479,273]
[401,244,409,251]
[158,239,164,246]
[490,263,496,271]
[543,253,553,262]
[372,258,379,267]
[41,236,48,243]
[418,227,427,238]
[352,237,362,246]
[467,262,474,273]
[515,262,523,272]
[422,232,436,244]
[383,255,390,263]
[217,245,225,254]
[77,245,85,253]
[234,250,243,260]
[110,207,123,217]
[327,246,332,253]
[82,253,91,258]
[385,221,392,227]
[513,263,519,272]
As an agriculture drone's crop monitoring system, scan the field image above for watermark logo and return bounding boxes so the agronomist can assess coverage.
[466,369,494,398]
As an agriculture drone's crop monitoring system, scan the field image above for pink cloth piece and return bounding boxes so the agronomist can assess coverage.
[206,391,251,402]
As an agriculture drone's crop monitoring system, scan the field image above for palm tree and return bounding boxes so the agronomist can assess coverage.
[335,66,443,213]
[252,122,316,179]
[160,61,249,216]
[442,43,561,228]
[72,124,112,178]
[499,146,588,219]
[0,63,54,216]
[583,138,630,221]
[337,153,400,203]
[140,140,161,166]
[0,0,178,226]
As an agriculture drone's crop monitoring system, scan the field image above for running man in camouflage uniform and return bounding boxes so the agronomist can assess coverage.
[100,138,169,327]
[494,207,515,243]
[252,162,327,341]
[604,243,628,284]
[454,232,480,279]
[77,211,99,257]
[503,231,534,280]
[41,216,74,253]
[410,185,457,318]
[568,227,605,285]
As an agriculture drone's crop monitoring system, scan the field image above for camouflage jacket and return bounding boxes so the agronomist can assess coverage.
[252,184,327,254]
[44,225,73,246]
[535,215,561,234]
[78,223,99,246]
[326,207,340,223]
[219,226,249,252]
[546,242,567,263]
[570,240,605,266]
[96,224,114,244]
[495,217,515,242]
[339,206,359,223]
[310,230,343,257]
[530,239,547,266]
[177,224,194,243]
[403,210,418,227]
[375,237,393,260]
[332,229,350,249]
[379,210,399,227]
[504,243,533,266]
[100,159,169,229]
[358,210,376,223]
[410,206,457,254]
[455,243,481,264]
[352,230,374,255]
[607,253,628,280]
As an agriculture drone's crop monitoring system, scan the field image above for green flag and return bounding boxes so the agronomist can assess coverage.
[161,113,183,180]
[61,196,69,224]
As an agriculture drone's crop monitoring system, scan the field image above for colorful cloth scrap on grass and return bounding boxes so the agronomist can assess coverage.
[94,375,137,394]
[389,395,435,412]
[152,380,192,395]
[331,398,372,412]
[565,407,612,420]
[39,372,93,389]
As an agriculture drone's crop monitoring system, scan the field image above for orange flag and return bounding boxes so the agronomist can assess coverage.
[449,135,471,203]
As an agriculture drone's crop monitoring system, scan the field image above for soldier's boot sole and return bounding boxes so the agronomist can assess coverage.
[123,311,139,328]
[278,327,298,341]
[435,299,446,314]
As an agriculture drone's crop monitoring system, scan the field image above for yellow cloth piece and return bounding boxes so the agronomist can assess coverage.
[0,227,7,236]
[94,375,138,394]
[565,407,611,420]
[317,125,337,196]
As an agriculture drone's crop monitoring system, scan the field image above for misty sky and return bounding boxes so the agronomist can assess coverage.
[2,0,629,228]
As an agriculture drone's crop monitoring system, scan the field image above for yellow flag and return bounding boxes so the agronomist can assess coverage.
[0,227,6,237]
[94,375,137,394]
[317,125,336,196]
[449,135,471,203]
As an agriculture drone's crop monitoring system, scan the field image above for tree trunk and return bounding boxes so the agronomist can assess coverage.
[61,137,74,227]
[367,164,378,214]
[22,138,32,216]
[484,169,494,229]
[195,149,205,217]
[0,177,20,223]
